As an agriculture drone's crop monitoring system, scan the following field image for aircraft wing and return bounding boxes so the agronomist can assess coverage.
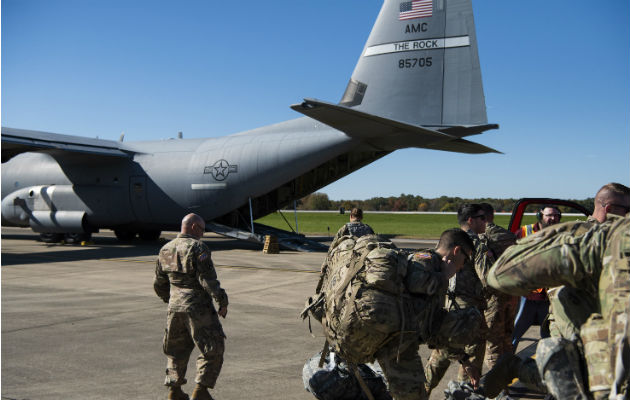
[291,99,500,154]
[1,127,133,162]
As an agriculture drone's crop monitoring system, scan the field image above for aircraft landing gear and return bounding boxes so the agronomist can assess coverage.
[64,233,92,244]
[114,230,137,242]
[114,229,161,242]
[39,232,92,244]
[40,233,64,243]
[139,230,161,241]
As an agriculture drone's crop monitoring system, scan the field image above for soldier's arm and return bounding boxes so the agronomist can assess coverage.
[196,246,229,309]
[487,229,596,295]
[473,238,494,287]
[153,260,170,303]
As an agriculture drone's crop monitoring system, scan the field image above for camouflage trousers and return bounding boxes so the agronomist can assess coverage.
[162,307,225,388]
[484,292,518,369]
[424,313,487,395]
[374,336,428,400]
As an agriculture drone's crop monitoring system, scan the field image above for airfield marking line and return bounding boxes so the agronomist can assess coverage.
[1,305,163,334]
[104,258,320,274]
[1,252,319,274]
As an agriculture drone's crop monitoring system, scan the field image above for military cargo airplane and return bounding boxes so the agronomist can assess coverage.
[2,0,498,246]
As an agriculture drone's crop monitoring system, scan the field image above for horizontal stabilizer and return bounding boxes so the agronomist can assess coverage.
[1,127,132,162]
[434,124,499,138]
[291,99,499,154]
[423,137,502,154]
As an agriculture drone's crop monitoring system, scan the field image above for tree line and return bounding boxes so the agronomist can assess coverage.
[297,192,594,213]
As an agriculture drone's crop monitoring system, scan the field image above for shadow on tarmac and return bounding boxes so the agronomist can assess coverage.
[1,229,308,265]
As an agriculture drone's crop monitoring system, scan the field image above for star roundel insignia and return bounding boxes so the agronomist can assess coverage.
[210,159,237,181]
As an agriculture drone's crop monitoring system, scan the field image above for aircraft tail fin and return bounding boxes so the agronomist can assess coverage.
[339,0,488,128]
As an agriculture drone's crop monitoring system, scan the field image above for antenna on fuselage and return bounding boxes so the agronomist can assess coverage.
[178,131,183,139]
[119,131,125,142]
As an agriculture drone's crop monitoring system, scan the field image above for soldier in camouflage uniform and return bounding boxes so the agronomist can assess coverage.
[331,208,374,246]
[424,204,490,395]
[320,207,376,277]
[154,214,229,400]
[307,229,476,400]
[379,229,477,400]
[547,183,630,341]
[483,215,630,400]
[479,203,517,369]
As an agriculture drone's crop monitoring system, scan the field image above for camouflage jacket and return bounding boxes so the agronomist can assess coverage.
[488,216,630,396]
[448,231,487,309]
[321,222,376,275]
[154,233,228,312]
[407,249,448,297]
[482,222,516,259]
[480,223,516,299]
[409,249,483,350]
[407,249,450,341]
[331,222,374,246]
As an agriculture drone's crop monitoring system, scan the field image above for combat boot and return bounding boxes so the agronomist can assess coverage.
[479,353,521,398]
[168,386,189,400]
[191,383,213,400]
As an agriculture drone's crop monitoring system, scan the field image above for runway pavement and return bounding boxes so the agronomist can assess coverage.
[1,227,540,399]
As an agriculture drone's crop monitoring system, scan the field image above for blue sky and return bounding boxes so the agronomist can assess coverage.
[2,1,629,200]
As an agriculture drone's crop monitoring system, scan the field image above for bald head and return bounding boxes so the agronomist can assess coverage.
[181,213,206,239]
[592,183,630,222]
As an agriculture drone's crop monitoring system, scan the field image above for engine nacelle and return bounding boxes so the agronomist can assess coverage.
[1,185,90,233]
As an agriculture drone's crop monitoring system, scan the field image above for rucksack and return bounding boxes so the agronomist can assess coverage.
[317,235,409,365]
[302,350,392,400]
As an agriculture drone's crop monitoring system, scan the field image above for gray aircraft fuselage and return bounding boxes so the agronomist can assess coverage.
[2,118,377,233]
[1,0,498,241]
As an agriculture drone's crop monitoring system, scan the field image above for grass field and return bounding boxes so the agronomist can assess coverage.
[256,212,588,239]
[256,212,520,239]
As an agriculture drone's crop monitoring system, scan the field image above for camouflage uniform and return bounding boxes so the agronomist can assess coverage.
[374,248,474,400]
[320,221,375,276]
[424,231,487,394]
[154,233,228,389]
[480,223,517,368]
[488,216,630,399]
[331,221,374,247]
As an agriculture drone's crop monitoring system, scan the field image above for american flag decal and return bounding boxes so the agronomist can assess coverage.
[399,0,432,21]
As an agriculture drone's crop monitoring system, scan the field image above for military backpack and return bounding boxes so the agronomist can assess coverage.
[306,235,409,365]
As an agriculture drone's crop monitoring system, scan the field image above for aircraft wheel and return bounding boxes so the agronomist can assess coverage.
[114,230,137,242]
[64,233,92,244]
[139,230,161,241]
[40,233,64,243]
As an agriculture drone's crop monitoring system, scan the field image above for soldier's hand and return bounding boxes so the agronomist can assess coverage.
[218,306,228,318]
[462,362,480,389]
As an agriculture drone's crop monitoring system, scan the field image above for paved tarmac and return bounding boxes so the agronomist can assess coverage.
[1,227,540,400]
